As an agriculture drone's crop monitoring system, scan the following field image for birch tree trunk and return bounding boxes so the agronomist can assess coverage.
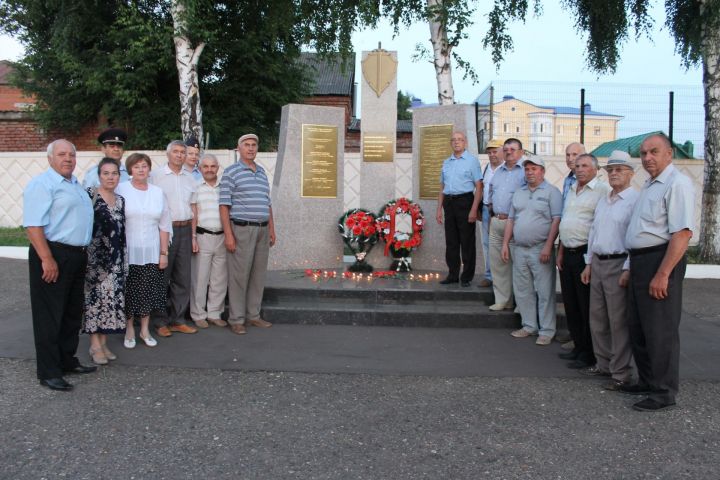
[700,0,720,263]
[171,0,205,144]
[427,0,454,105]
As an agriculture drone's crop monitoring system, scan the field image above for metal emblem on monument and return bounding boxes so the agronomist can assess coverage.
[361,48,398,98]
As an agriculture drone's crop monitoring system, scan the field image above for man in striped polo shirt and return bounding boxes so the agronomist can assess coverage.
[219,133,276,335]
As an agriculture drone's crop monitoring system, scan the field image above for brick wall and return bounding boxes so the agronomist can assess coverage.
[0,116,99,152]
[304,95,353,126]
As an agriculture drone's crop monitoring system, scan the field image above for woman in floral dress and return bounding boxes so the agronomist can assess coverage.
[83,158,128,364]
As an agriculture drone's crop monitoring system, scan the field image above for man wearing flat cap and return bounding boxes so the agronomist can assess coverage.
[501,156,562,346]
[219,133,276,335]
[479,138,504,288]
[184,136,203,182]
[580,150,638,391]
[82,127,130,188]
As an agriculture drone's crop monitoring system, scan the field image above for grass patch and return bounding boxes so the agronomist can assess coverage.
[686,245,702,264]
[0,227,29,246]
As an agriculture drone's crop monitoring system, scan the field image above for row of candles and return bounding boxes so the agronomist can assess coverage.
[304,269,441,282]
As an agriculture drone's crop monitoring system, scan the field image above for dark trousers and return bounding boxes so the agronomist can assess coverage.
[443,192,476,283]
[29,243,86,379]
[560,246,595,364]
[628,245,684,404]
[153,224,192,327]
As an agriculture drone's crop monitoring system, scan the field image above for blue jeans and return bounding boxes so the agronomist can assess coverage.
[481,204,492,281]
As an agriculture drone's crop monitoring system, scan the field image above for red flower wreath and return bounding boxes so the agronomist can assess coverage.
[376,197,425,256]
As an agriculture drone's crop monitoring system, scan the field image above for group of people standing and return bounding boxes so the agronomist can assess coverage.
[437,133,695,412]
[24,129,275,391]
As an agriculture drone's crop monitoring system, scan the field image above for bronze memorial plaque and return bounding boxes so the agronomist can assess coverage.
[362,132,394,162]
[301,124,338,198]
[419,124,453,199]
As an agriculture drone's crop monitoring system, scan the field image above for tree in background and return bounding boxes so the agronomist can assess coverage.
[482,0,719,262]
[0,0,348,149]
[397,91,413,120]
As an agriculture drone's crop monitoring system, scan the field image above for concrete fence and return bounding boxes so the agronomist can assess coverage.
[0,151,704,250]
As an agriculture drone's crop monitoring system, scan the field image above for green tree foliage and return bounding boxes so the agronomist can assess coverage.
[397,91,413,120]
[0,0,346,149]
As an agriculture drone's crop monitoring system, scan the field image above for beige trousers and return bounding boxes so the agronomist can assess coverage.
[226,224,269,325]
[489,217,513,306]
[190,232,227,321]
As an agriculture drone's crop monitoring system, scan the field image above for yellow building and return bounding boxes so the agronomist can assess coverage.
[478,95,622,155]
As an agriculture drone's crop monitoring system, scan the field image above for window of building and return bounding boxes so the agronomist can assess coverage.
[515,125,521,133]
[539,123,544,133]
[594,126,601,136]
[503,123,509,133]
[557,125,564,134]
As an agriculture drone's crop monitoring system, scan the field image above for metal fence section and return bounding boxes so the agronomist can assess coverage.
[474,80,704,158]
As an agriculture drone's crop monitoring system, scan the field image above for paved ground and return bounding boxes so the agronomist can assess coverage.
[1,257,719,479]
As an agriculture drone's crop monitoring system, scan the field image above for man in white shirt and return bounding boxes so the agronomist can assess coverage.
[479,138,504,287]
[557,153,610,370]
[150,140,198,337]
[580,151,638,390]
[190,154,228,329]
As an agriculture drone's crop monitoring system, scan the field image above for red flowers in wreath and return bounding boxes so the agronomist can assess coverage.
[343,210,378,239]
[376,197,425,256]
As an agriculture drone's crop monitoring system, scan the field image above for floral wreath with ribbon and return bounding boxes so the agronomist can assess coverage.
[338,208,378,271]
[376,197,424,271]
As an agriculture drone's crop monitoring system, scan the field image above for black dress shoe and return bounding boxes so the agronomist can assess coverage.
[439,278,459,285]
[618,383,653,395]
[567,359,592,369]
[40,377,73,391]
[558,350,580,360]
[632,398,676,412]
[62,364,97,375]
[460,281,472,287]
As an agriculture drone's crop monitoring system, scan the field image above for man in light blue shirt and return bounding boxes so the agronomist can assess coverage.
[487,138,526,310]
[435,131,483,287]
[24,139,96,391]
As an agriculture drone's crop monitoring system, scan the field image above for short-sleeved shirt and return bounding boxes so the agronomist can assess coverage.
[150,164,196,222]
[219,162,271,222]
[192,181,222,232]
[116,181,172,265]
[440,150,483,195]
[482,163,500,204]
[559,177,610,248]
[625,164,695,249]
[23,168,94,246]
[82,163,130,189]
[585,187,639,268]
[489,161,525,215]
[509,181,563,247]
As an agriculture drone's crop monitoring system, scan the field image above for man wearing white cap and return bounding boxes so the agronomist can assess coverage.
[580,150,638,390]
[479,138,504,287]
[219,133,276,335]
[501,156,562,346]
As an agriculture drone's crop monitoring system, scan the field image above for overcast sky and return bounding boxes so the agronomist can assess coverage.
[1,1,701,105]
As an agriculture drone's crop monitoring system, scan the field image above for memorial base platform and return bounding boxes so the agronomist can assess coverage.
[261,270,522,329]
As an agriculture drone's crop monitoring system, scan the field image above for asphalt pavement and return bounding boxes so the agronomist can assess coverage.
[1,257,719,479]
